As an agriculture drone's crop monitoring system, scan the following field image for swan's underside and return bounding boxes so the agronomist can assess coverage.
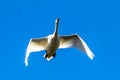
[25,18,95,66]
[25,34,95,66]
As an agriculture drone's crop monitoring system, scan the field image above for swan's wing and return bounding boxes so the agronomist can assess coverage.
[59,34,95,60]
[25,37,48,66]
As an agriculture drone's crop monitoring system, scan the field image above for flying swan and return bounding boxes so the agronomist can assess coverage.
[25,18,95,66]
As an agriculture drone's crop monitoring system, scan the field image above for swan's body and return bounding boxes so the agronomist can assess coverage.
[25,18,95,66]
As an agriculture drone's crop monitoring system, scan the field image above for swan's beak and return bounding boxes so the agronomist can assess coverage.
[55,18,59,24]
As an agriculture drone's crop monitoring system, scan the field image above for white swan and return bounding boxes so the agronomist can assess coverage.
[25,18,95,66]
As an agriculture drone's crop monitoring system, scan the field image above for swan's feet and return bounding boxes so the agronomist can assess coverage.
[45,54,48,58]
[53,52,56,57]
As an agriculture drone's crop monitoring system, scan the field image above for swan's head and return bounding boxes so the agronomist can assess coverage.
[55,18,59,24]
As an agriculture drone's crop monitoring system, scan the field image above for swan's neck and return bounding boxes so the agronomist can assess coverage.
[54,18,59,36]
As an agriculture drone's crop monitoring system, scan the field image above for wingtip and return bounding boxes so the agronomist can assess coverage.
[25,60,28,67]
[78,35,95,60]
[89,53,95,60]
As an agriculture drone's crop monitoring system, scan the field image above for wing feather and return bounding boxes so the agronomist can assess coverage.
[25,37,48,66]
[59,34,95,60]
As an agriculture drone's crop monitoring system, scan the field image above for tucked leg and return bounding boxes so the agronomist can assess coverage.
[45,54,48,58]
[53,52,56,57]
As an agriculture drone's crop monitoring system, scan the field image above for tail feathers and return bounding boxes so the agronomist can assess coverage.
[44,54,53,61]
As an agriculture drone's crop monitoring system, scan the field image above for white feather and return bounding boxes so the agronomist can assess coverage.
[59,34,95,60]
[25,18,95,66]
[25,38,47,66]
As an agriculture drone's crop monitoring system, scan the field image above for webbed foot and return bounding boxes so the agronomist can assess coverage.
[53,52,56,57]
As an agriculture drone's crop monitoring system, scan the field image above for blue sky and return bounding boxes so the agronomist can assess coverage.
[0,0,120,80]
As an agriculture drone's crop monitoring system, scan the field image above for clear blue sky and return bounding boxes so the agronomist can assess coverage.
[0,0,120,80]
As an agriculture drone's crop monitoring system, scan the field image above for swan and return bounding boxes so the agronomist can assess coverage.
[25,18,95,66]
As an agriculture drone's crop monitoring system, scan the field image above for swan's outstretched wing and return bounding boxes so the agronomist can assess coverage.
[25,37,48,66]
[59,34,95,60]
